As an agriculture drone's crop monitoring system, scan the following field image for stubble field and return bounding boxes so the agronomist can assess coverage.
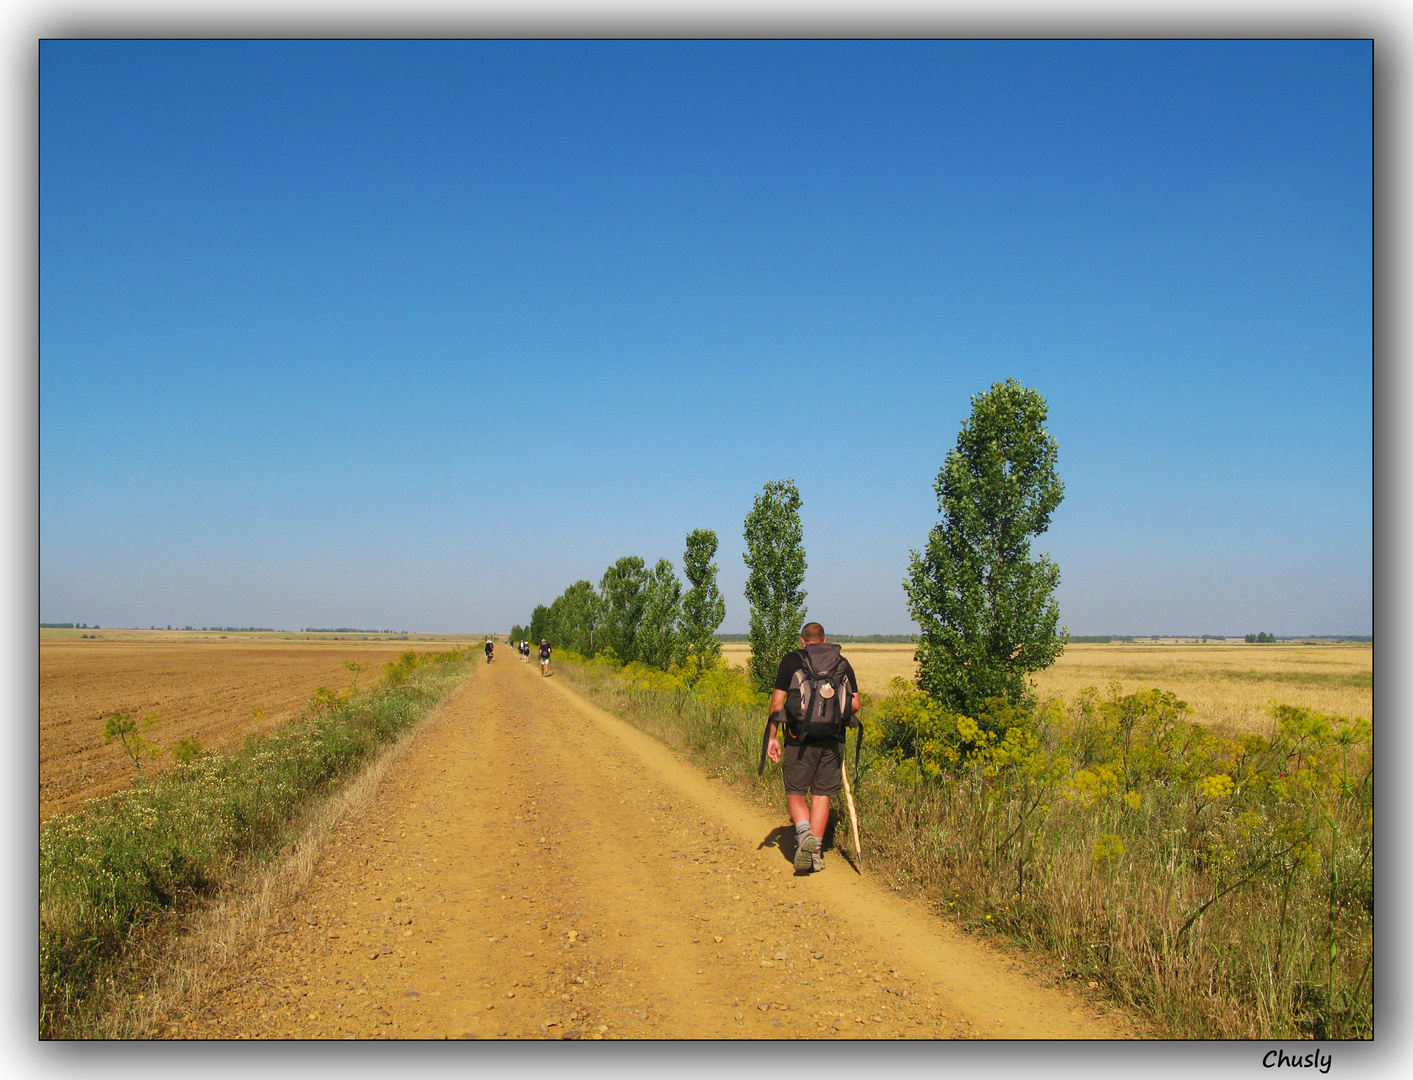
[39,629,477,820]
[718,641,1373,732]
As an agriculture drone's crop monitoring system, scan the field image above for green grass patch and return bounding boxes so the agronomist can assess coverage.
[40,647,475,1038]
[1113,666,1371,689]
[1211,668,1373,689]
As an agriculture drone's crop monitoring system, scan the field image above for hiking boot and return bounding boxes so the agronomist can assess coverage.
[794,833,821,872]
[811,849,824,872]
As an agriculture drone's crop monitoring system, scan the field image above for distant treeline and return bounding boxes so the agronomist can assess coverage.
[158,626,279,633]
[302,628,408,635]
[713,633,917,644]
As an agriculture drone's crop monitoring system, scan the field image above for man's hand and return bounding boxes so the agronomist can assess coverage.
[765,699,787,765]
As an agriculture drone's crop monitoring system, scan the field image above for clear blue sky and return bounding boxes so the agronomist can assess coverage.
[39,39,1371,636]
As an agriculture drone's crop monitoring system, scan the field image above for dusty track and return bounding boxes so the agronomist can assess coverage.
[164,655,1131,1040]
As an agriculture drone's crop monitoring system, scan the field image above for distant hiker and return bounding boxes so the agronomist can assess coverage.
[485,637,494,662]
[764,622,861,873]
[539,639,552,676]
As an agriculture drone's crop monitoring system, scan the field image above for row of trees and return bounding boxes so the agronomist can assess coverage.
[524,378,1069,723]
[523,529,728,672]
[522,480,816,692]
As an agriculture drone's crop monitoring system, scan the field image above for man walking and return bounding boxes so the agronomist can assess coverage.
[764,622,861,872]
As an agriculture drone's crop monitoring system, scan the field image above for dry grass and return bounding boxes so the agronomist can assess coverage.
[720,641,1372,731]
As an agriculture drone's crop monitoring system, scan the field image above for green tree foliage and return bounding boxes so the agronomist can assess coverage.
[636,558,685,670]
[546,580,602,655]
[528,605,549,644]
[598,556,649,662]
[681,528,726,665]
[905,378,1067,723]
[743,478,808,692]
[508,624,526,644]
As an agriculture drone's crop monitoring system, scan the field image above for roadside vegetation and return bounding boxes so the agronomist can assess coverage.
[40,647,474,1038]
[555,649,1371,1040]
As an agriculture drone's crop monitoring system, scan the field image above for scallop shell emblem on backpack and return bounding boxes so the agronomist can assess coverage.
[819,683,835,699]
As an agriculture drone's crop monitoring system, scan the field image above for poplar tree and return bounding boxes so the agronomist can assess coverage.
[680,528,726,667]
[546,581,601,656]
[904,379,1067,722]
[636,558,685,670]
[599,556,649,662]
[528,604,549,645]
[743,478,808,692]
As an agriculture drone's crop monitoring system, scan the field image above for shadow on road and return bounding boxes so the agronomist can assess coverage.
[756,825,796,865]
[755,818,858,876]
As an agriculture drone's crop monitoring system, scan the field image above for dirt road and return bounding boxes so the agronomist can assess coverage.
[164,655,1131,1040]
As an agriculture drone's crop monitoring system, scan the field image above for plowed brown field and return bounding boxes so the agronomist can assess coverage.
[159,656,1134,1041]
[40,635,468,820]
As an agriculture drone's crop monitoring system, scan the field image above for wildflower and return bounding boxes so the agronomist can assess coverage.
[1091,834,1124,866]
[1200,774,1235,800]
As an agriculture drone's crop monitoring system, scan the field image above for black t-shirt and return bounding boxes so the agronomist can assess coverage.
[773,647,858,745]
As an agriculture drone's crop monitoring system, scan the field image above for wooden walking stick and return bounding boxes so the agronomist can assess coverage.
[839,752,862,872]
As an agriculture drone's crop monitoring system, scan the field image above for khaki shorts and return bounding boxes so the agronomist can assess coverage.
[781,741,843,797]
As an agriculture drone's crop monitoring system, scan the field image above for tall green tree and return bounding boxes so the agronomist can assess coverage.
[904,378,1066,722]
[636,558,685,670]
[598,556,649,662]
[547,580,601,655]
[743,478,808,692]
[528,604,549,645]
[680,528,726,667]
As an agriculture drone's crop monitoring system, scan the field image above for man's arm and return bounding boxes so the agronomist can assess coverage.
[765,689,787,763]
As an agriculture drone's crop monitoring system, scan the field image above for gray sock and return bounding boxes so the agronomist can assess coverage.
[795,820,812,839]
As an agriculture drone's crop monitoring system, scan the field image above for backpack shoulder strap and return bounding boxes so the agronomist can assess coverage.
[795,646,817,679]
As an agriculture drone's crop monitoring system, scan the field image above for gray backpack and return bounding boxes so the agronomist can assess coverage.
[784,643,854,742]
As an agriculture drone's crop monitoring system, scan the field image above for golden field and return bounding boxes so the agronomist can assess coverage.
[719,641,1372,733]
